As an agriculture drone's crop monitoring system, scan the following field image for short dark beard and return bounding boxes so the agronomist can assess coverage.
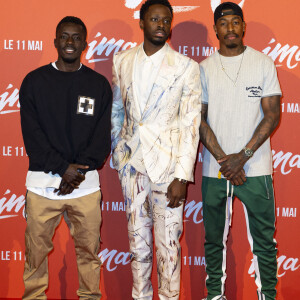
[226,43,238,49]
[150,38,167,46]
[61,56,78,64]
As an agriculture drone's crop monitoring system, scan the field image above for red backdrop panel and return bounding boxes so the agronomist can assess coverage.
[0,0,299,299]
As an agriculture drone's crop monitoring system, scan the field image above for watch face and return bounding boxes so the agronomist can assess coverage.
[176,178,187,184]
[245,148,254,157]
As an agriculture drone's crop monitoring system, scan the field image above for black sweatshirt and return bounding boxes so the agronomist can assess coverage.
[19,63,112,177]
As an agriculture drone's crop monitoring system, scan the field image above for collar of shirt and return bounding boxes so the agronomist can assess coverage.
[138,43,167,67]
[52,61,82,70]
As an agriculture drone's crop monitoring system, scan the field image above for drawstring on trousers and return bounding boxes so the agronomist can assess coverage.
[226,180,234,226]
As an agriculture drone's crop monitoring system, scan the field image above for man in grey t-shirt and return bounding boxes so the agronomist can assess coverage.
[199,2,281,300]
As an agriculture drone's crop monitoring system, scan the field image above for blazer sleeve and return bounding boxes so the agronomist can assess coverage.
[111,54,125,151]
[174,60,202,182]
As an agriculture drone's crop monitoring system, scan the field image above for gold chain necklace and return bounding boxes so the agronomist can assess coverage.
[219,47,246,86]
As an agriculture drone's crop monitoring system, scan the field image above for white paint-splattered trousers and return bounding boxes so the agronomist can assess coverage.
[118,164,184,300]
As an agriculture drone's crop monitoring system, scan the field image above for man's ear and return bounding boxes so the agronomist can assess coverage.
[213,24,219,40]
[54,38,58,49]
[83,41,87,51]
[213,24,217,35]
[139,20,144,30]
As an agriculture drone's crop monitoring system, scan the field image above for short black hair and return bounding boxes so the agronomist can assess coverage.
[140,0,173,20]
[56,16,87,39]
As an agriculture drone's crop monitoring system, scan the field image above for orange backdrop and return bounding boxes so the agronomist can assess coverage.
[0,0,299,299]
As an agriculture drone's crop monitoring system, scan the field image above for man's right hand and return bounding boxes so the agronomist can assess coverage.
[218,153,247,186]
[54,179,74,196]
[62,164,89,188]
[227,169,246,186]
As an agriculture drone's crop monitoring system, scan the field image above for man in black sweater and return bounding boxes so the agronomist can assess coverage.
[19,16,112,299]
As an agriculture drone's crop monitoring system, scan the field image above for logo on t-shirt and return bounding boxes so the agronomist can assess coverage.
[77,96,95,116]
[246,86,262,98]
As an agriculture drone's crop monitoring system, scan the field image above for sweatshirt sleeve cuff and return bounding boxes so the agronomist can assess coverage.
[57,161,70,178]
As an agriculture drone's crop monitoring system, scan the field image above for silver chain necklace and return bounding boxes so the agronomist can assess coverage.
[219,47,246,86]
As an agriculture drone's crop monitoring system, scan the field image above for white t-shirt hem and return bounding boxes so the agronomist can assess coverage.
[26,170,100,200]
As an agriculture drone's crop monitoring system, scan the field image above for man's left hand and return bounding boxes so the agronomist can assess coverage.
[167,179,187,208]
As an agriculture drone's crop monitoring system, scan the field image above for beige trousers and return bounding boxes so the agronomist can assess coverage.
[22,190,102,300]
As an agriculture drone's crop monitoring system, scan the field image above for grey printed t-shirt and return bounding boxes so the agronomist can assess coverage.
[200,46,282,178]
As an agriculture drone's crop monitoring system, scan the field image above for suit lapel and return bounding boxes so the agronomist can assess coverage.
[131,44,143,120]
[121,44,141,120]
[141,44,186,119]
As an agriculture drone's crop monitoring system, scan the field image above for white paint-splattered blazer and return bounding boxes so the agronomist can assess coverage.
[111,43,201,184]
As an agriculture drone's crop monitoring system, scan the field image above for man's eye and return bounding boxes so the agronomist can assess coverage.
[151,18,158,22]
[164,19,171,24]
[73,36,81,41]
[61,35,68,39]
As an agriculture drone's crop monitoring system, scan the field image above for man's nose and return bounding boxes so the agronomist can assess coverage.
[66,36,74,44]
[227,22,233,31]
[157,19,164,28]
